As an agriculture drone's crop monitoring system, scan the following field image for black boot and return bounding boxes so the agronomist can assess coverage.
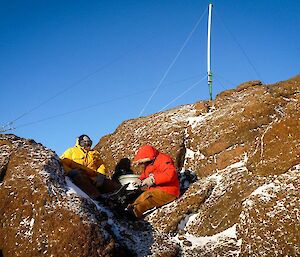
[123,205,138,221]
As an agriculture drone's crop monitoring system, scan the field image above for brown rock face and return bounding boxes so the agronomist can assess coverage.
[94,105,196,175]
[97,76,300,180]
[238,168,300,256]
[2,75,299,257]
[0,135,180,257]
[148,162,266,237]
[247,100,300,176]
[0,135,116,257]
[95,75,300,256]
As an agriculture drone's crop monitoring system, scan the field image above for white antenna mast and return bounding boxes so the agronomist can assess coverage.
[207,3,213,100]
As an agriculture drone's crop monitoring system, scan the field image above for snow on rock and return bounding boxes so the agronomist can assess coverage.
[68,178,180,257]
[94,104,197,175]
[95,75,300,256]
[0,134,179,257]
[149,157,265,237]
[144,159,266,256]
[174,224,242,257]
[1,75,300,256]
[146,178,215,234]
[184,224,239,248]
[238,167,300,256]
[0,135,116,257]
[187,111,213,130]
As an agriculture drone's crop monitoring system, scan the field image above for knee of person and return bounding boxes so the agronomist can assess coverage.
[132,205,143,219]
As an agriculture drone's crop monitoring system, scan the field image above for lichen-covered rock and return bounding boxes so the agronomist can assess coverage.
[148,158,266,236]
[2,75,300,257]
[147,179,215,234]
[0,135,116,257]
[94,105,196,174]
[247,99,300,176]
[0,134,180,257]
[95,75,300,256]
[238,166,300,256]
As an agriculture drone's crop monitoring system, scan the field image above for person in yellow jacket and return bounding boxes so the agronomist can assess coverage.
[60,134,120,199]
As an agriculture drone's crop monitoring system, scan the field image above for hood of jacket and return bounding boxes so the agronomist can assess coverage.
[134,145,159,164]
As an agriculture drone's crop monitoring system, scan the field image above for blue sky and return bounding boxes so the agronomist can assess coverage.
[1,0,299,156]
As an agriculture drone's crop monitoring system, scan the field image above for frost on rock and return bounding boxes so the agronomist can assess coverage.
[184,159,266,237]
[0,134,116,257]
[145,156,269,256]
[238,168,300,256]
[175,224,241,257]
[93,75,300,256]
[2,75,300,256]
[94,103,197,175]
[0,134,179,257]
[187,111,213,130]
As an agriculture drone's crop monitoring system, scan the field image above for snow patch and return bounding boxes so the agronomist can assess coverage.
[243,199,255,207]
[228,154,248,169]
[242,182,282,207]
[20,217,35,238]
[250,182,278,201]
[185,148,196,160]
[170,107,195,122]
[175,224,239,249]
[184,148,205,161]
[288,163,300,172]
[187,112,212,129]
[208,173,223,185]
[178,213,198,230]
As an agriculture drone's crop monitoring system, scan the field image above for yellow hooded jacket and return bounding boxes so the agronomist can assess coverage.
[60,140,106,176]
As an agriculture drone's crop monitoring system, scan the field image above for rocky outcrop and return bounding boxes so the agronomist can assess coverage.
[238,166,300,256]
[1,75,299,257]
[97,76,300,180]
[0,135,117,257]
[0,134,179,257]
[95,105,196,175]
[95,75,300,256]
[186,76,300,178]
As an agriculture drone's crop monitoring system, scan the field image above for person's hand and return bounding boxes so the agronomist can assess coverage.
[132,179,142,188]
[141,174,155,187]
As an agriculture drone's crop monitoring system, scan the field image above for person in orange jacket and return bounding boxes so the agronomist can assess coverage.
[129,145,180,218]
[60,134,120,199]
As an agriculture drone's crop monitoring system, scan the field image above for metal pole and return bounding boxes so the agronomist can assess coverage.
[207,3,213,100]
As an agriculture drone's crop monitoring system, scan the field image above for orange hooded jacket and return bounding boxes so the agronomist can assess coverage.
[134,145,180,197]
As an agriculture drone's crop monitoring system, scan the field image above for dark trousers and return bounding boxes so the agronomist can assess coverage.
[68,169,121,199]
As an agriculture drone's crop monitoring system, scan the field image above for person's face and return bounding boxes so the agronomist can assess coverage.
[80,137,92,150]
[138,161,151,172]
[83,145,91,150]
